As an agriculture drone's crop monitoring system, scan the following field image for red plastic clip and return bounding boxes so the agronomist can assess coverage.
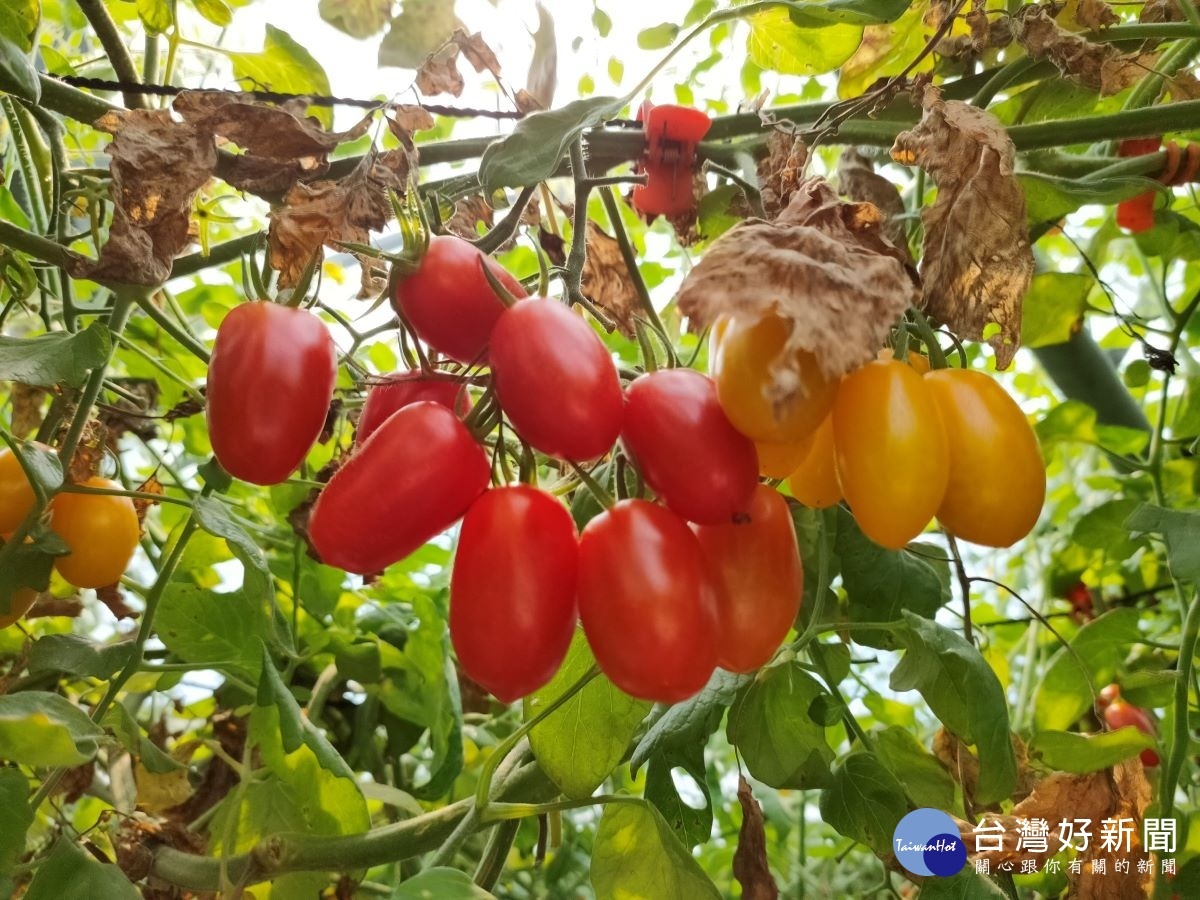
[1116,137,1162,233]
[631,100,712,219]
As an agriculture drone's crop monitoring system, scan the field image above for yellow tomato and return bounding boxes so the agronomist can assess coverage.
[877,347,931,373]
[833,359,949,549]
[50,478,141,589]
[755,435,813,479]
[710,312,839,445]
[0,448,36,534]
[786,415,841,509]
[924,368,1045,547]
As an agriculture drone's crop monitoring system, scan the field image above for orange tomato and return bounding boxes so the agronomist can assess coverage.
[786,415,841,509]
[833,359,949,549]
[0,589,37,628]
[877,347,931,373]
[50,478,141,589]
[0,448,36,534]
[923,368,1045,547]
[755,435,813,479]
[710,312,839,444]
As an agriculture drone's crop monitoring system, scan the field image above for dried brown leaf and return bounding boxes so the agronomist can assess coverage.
[219,154,329,196]
[446,194,496,240]
[390,104,436,136]
[455,29,502,78]
[69,109,217,285]
[539,228,567,267]
[26,593,84,619]
[1141,0,1183,23]
[1014,8,1156,96]
[9,382,46,438]
[133,474,164,522]
[64,420,107,484]
[734,776,779,900]
[757,133,809,219]
[676,177,917,387]
[836,148,908,257]
[1076,0,1121,29]
[416,42,466,97]
[96,584,139,620]
[268,148,413,287]
[525,1,557,110]
[581,221,640,339]
[1170,70,1200,99]
[891,84,1032,369]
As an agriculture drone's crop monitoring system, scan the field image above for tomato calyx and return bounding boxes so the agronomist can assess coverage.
[631,101,712,219]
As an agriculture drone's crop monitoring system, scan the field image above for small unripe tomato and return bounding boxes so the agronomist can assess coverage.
[833,359,948,549]
[786,414,841,509]
[50,478,141,589]
[0,588,38,628]
[710,313,839,445]
[0,448,36,534]
[923,368,1045,548]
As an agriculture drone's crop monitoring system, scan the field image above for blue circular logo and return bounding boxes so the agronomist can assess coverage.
[893,809,967,877]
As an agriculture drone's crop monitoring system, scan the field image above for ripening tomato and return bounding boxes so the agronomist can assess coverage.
[1097,683,1122,709]
[490,299,623,460]
[310,402,490,575]
[0,589,37,628]
[578,500,717,702]
[450,485,579,702]
[1104,698,1160,767]
[356,372,471,446]
[786,415,841,509]
[621,369,758,525]
[833,359,948,549]
[207,302,337,486]
[0,448,36,534]
[755,436,812,480]
[692,485,802,672]
[391,235,526,364]
[710,312,838,445]
[1116,138,1161,233]
[923,368,1045,548]
[50,478,141,589]
[877,347,931,373]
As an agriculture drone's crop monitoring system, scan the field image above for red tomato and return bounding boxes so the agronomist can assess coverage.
[1103,699,1159,767]
[924,368,1045,548]
[578,499,717,702]
[1097,683,1122,709]
[391,235,526,364]
[356,372,471,446]
[450,485,579,702]
[489,299,623,460]
[1116,138,1161,234]
[0,448,36,534]
[621,369,758,525]
[309,402,490,575]
[1065,581,1095,622]
[207,302,337,486]
[50,478,141,589]
[692,485,802,672]
[833,359,948,549]
[786,414,841,509]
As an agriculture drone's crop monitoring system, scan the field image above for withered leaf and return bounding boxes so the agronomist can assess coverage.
[1013,8,1157,97]
[445,194,496,241]
[96,583,139,620]
[70,109,217,285]
[581,221,640,338]
[676,177,917,391]
[268,147,413,287]
[455,29,502,79]
[836,148,908,258]
[1141,0,1183,23]
[27,593,84,619]
[757,133,809,220]
[416,42,466,97]
[133,474,164,522]
[389,104,436,137]
[1076,0,1121,30]
[9,382,46,438]
[891,84,1032,369]
[734,776,779,900]
[65,419,108,484]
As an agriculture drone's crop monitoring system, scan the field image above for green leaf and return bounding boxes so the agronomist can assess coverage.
[0,527,63,610]
[0,0,39,102]
[526,630,650,799]
[193,497,274,604]
[1029,728,1156,774]
[784,0,910,26]
[1073,498,1144,559]
[630,669,751,771]
[638,23,679,49]
[391,868,496,899]
[231,26,332,128]
[479,96,623,193]
[1125,504,1200,582]
[136,0,173,34]
[873,725,956,810]
[836,0,933,100]
[1021,273,1092,349]
[817,752,907,854]
[0,322,111,388]
[101,704,181,775]
[155,583,270,680]
[23,839,140,900]
[918,869,1008,899]
[591,801,721,900]
[0,692,104,767]
[190,0,232,27]
[836,508,949,649]
[1035,400,1150,456]
[726,660,835,789]
[377,0,457,68]
[747,8,863,76]
[889,612,1017,805]
[1175,376,1200,437]
[27,634,134,680]
[1020,172,1154,227]
[1034,608,1142,732]
[0,769,32,876]
[319,0,391,39]
[644,738,711,847]
[0,0,38,52]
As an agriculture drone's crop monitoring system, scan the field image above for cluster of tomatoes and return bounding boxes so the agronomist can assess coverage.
[0,450,141,625]
[708,312,1046,551]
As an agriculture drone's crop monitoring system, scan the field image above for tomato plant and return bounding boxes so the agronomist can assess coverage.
[577,499,717,702]
[356,371,470,445]
[206,302,337,486]
[489,298,623,460]
[449,485,579,702]
[832,358,949,549]
[621,368,757,524]
[924,368,1045,548]
[391,235,526,364]
[786,414,841,509]
[49,479,141,589]
[0,447,35,535]
[692,485,801,672]
[309,401,490,574]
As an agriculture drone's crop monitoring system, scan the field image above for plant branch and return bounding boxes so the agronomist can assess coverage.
[74,0,149,110]
[0,219,78,269]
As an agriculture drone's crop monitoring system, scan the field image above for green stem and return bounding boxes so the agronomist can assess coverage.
[0,218,77,268]
[1158,591,1200,837]
[75,0,148,110]
[128,292,212,361]
[474,819,520,890]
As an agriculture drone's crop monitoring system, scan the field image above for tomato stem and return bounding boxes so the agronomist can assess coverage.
[566,459,616,509]
[908,308,950,370]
